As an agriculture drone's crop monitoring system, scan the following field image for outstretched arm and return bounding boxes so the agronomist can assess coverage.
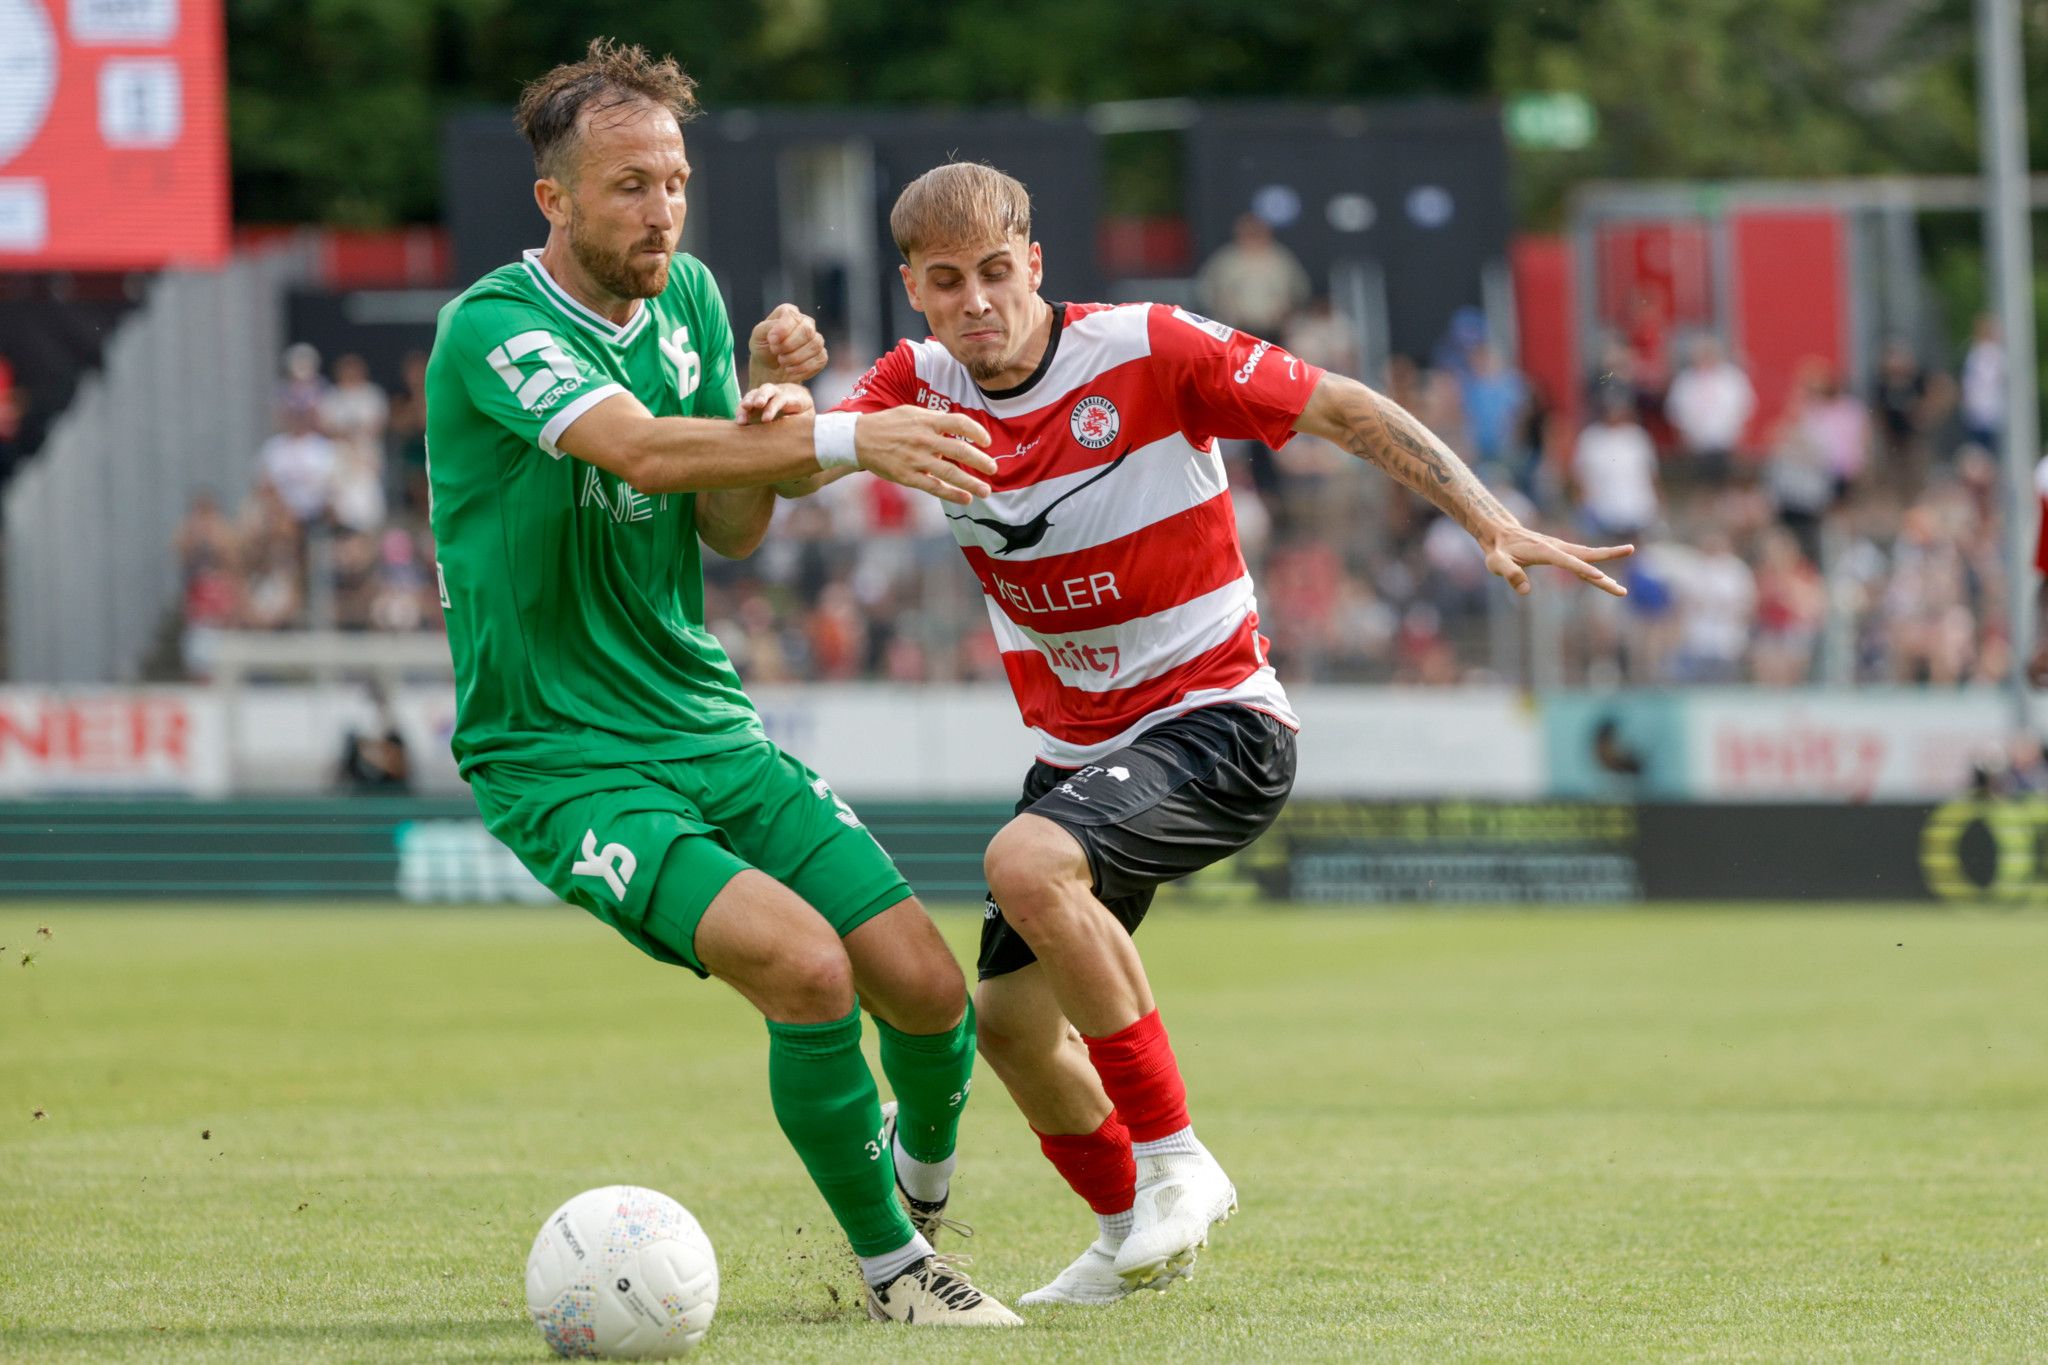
[1293,373,1632,597]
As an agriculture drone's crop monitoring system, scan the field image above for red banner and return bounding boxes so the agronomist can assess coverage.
[0,0,228,271]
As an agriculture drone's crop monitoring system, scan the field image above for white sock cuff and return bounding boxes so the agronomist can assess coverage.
[859,1233,934,1289]
[1131,1126,1201,1159]
[1097,1208,1134,1244]
[892,1139,956,1204]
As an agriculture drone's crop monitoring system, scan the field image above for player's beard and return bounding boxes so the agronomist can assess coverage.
[568,209,671,301]
[960,330,1013,383]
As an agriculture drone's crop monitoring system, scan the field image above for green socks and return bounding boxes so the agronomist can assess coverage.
[764,1008,916,1257]
[874,998,976,1168]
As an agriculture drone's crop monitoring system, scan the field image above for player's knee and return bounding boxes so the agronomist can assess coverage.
[983,821,1085,926]
[772,942,856,1023]
[894,949,968,1035]
[972,1004,1030,1073]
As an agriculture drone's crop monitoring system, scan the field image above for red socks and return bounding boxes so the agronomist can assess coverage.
[1034,1113,1136,1214]
[1081,1008,1190,1142]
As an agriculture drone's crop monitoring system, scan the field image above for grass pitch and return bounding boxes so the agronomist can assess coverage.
[3,902,2046,1363]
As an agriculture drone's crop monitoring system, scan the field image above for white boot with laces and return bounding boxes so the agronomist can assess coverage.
[865,1254,1023,1326]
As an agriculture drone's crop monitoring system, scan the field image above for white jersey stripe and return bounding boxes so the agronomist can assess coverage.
[909,304,1152,422]
[947,433,1227,562]
[984,574,1256,694]
[538,383,625,457]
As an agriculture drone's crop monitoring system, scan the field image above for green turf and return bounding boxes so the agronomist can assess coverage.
[3,903,2046,1362]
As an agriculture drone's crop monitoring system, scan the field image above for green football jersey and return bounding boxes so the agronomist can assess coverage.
[425,248,764,776]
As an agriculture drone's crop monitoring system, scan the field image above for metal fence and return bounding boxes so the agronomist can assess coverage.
[4,245,313,683]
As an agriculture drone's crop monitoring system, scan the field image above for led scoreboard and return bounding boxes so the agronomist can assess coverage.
[0,0,226,270]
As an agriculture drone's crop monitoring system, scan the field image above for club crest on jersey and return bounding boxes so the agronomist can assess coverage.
[1070,395,1120,449]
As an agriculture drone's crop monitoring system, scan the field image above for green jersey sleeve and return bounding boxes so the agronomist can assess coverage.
[690,266,743,421]
[445,294,626,456]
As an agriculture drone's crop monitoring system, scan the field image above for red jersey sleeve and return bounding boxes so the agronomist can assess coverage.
[831,341,920,414]
[1144,303,1325,449]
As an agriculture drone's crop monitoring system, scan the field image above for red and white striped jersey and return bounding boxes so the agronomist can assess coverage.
[836,301,1325,767]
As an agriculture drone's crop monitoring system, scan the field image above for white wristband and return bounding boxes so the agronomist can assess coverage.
[813,411,860,470]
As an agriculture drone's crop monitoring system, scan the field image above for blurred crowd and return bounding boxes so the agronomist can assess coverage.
[178,247,2027,691]
[174,343,438,675]
[703,225,2026,690]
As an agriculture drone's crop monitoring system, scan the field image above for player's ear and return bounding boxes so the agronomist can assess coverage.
[899,263,925,315]
[1026,241,1043,292]
[533,178,570,231]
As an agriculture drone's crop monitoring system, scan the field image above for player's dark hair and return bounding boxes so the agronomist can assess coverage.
[890,162,1033,262]
[514,38,700,182]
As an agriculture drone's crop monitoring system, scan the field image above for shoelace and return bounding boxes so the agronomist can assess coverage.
[920,1211,975,1241]
[912,1254,986,1310]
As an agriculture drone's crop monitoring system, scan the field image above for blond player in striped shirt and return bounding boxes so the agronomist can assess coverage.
[767,162,1631,1306]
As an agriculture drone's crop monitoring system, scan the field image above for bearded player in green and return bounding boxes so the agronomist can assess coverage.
[425,40,1020,1326]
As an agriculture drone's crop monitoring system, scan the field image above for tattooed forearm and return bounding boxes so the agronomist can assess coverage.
[1335,384,1515,535]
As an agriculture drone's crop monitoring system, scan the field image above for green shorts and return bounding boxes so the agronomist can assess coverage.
[468,739,913,976]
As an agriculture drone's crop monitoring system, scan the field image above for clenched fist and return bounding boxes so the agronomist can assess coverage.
[748,303,827,385]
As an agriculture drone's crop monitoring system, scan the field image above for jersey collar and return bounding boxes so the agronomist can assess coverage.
[521,249,653,346]
[973,302,1066,401]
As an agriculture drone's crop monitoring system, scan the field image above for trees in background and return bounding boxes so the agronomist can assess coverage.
[229,0,2039,230]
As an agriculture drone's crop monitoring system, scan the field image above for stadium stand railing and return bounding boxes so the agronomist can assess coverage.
[4,243,315,684]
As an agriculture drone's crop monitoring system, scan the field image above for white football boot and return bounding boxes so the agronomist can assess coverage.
[1018,1236,1191,1306]
[1111,1144,1237,1287]
[865,1255,1023,1326]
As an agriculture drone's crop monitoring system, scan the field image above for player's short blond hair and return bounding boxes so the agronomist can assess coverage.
[515,38,700,183]
[889,162,1033,262]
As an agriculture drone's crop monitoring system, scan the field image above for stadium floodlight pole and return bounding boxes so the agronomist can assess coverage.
[1977,0,2040,729]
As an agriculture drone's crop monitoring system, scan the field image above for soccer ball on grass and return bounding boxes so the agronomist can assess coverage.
[526,1185,718,1359]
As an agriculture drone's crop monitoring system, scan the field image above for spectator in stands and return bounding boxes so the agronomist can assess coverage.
[1674,527,1756,682]
[1588,336,1648,425]
[1750,527,1825,685]
[1764,366,1837,564]
[388,350,431,514]
[1196,213,1311,336]
[259,400,338,526]
[1458,341,1530,485]
[371,528,436,631]
[1797,361,1872,499]
[1881,502,1968,683]
[277,342,329,419]
[1872,339,1930,489]
[1283,298,1361,378]
[1960,314,2005,452]
[1572,387,1661,543]
[331,529,381,629]
[322,353,389,533]
[1665,335,1755,485]
[175,489,244,676]
[322,353,388,449]
[242,536,306,631]
[1426,307,1480,377]
[336,682,411,794]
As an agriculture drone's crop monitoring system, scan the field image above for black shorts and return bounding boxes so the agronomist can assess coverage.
[977,704,1297,980]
